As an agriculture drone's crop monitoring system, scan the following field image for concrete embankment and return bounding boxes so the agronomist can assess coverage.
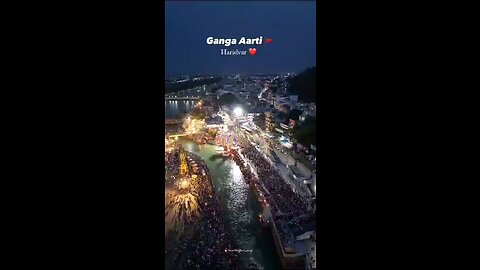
[232,149,307,269]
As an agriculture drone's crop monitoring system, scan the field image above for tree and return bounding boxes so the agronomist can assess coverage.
[269,85,278,93]
[289,109,303,121]
[292,116,316,146]
[288,67,316,103]
[218,93,241,106]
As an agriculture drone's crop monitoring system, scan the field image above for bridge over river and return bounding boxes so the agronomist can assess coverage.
[167,133,191,139]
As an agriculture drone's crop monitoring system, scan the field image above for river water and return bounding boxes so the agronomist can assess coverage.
[166,101,281,270]
[165,100,197,118]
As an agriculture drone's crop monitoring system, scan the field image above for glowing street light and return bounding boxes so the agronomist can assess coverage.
[233,107,243,116]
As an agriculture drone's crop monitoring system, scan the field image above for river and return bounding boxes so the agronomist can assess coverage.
[165,100,197,118]
[166,100,280,269]
[178,138,281,270]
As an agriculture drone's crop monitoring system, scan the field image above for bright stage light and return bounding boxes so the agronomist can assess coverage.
[233,107,243,116]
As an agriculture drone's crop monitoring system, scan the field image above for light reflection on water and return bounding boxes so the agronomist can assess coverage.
[165,100,196,119]
[181,140,250,229]
[178,138,281,270]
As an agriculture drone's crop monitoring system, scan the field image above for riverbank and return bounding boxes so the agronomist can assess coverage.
[186,133,216,145]
[184,152,242,269]
[164,147,242,270]
[176,138,282,270]
[231,147,313,269]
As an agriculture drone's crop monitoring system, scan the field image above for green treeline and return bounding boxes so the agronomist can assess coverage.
[288,67,316,103]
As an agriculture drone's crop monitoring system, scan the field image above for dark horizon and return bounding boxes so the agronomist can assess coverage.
[165,1,316,76]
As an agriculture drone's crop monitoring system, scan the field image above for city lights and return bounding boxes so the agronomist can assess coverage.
[165,71,317,269]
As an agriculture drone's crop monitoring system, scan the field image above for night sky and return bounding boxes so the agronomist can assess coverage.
[165,1,316,77]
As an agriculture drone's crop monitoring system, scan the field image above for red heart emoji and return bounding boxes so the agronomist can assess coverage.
[265,38,272,43]
[249,48,256,55]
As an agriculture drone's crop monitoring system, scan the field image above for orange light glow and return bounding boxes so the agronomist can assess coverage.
[180,179,189,189]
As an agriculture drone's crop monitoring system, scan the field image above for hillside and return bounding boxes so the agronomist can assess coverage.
[292,116,316,146]
[288,67,316,103]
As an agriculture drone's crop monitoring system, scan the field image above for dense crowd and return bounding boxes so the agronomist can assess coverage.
[165,147,180,185]
[241,144,307,216]
[236,134,251,148]
[187,133,209,144]
[165,148,241,270]
[231,149,279,215]
[230,137,317,257]
[287,214,316,236]
[165,126,316,267]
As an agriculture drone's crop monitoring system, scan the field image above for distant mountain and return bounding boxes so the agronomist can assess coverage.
[288,67,316,103]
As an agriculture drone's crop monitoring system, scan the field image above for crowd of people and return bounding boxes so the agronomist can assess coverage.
[231,150,253,183]
[230,136,317,258]
[241,144,308,216]
[165,146,180,185]
[165,192,199,229]
[237,132,313,215]
[231,148,279,215]
[287,214,316,237]
[165,147,241,270]
[235,134,251,148]
[187,133,210,144]
[165,123,316,268]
